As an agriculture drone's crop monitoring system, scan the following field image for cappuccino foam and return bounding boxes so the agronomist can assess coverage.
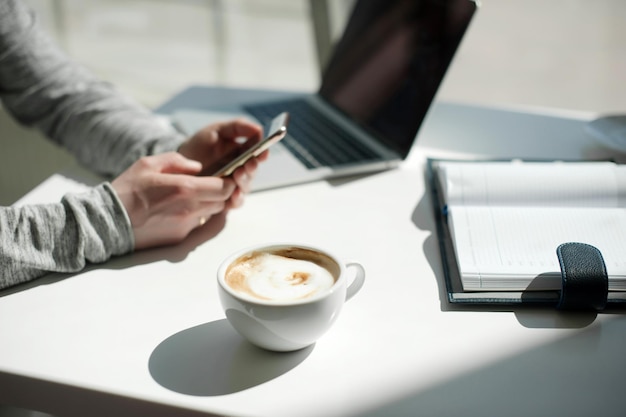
[225,249,338,302]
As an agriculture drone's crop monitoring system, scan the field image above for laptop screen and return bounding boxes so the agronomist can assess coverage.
[319,0,477,157]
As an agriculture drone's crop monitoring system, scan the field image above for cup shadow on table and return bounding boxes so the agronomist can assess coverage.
[148,319,313,396]
[411,181,600,329]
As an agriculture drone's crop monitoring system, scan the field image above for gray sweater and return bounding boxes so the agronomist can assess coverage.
[0,0,186,288]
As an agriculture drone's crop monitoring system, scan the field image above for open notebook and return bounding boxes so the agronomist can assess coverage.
[428,158,626,307]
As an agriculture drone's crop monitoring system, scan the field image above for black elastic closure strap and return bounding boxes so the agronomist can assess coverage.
[556,242,608,311]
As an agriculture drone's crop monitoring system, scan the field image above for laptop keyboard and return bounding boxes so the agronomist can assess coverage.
[244,99,381,169]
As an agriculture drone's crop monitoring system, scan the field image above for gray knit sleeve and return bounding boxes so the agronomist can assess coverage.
[0,0,186,177]
[0,184,134,289]
[0,0,188,287]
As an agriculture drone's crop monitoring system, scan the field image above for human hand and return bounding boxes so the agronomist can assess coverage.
[111,152,238,250]
[177,117,267,175]
[177,118,269,202]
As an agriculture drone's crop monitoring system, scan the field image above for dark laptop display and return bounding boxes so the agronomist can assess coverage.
[244,0,476,170]
[320,0,477,157]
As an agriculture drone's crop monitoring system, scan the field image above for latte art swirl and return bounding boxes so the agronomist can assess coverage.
[226,251,337,301]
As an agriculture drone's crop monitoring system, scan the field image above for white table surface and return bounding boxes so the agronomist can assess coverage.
[1,86,625,417]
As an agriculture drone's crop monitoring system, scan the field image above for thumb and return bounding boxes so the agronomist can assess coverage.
[157,152,203,175]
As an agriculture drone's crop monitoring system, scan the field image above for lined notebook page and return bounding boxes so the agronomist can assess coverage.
[435,161,626,291]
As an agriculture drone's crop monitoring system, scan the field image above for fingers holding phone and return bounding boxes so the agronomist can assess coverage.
[177,112,286,180]
[211,112,289,177]
[229,148,270,195]
[177,117,264,175]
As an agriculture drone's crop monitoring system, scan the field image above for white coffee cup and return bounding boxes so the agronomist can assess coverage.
[217,243,366,352]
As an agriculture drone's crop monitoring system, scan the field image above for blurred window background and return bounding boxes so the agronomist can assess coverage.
[1,0,625,205]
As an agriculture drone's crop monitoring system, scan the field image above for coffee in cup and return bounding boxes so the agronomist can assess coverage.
[224,247,340,303]
[217,243,365,351]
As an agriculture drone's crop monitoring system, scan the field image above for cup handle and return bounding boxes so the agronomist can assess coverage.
[345,261,365,301]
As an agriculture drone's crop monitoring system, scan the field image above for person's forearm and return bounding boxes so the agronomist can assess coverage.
[0,0,185,178]
[0,184,133,289]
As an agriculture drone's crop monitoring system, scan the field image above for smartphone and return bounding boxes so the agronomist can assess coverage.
[212,112,289,177]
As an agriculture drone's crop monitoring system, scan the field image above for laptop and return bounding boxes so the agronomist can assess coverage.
[173,0,478,191]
